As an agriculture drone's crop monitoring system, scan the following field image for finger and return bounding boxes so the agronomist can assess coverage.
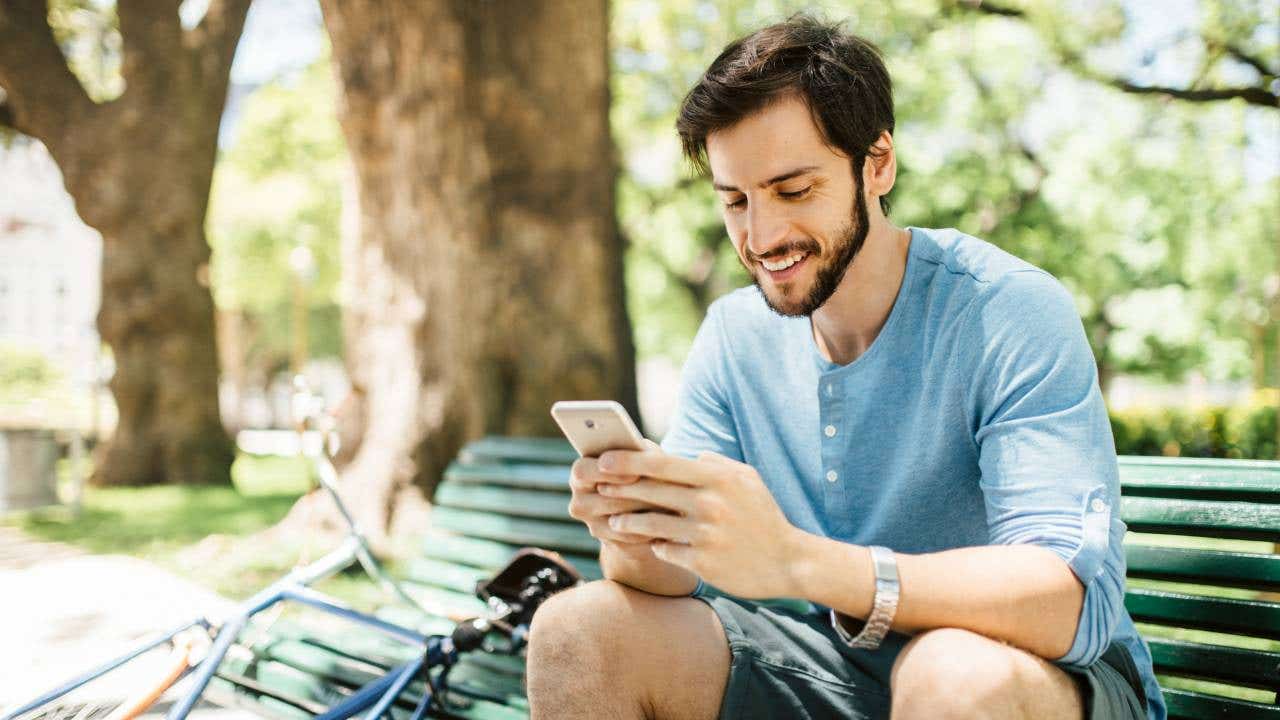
[570,458,638,491]
[597,479,698,515]
[650,540,696,569]
[597,449,720,487]
[609,511,698,543]
[586,518,653,544]
[569,492,666,520]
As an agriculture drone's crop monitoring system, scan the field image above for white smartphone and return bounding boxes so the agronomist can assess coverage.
[550,400,646,458]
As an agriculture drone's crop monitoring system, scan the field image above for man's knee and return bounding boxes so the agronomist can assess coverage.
[525,578,731,719]
[890,628,1070,720]
[527,579,632,670]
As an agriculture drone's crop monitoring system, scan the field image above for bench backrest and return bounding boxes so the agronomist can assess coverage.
[422,439,1280,719]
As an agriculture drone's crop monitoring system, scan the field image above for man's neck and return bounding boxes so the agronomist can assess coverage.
[810,222,912,366]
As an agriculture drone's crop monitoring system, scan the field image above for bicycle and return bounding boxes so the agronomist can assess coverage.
[2,379,581,720]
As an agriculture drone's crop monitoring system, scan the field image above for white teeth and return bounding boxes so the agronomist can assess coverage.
[762,252,806,271]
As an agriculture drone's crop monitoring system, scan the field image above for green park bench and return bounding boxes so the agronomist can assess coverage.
[210,437,1279,720]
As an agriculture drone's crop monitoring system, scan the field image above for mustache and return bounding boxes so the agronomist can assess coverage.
[748,241,822,263]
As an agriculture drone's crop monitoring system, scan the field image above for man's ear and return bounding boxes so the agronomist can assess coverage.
[863,130,897,201]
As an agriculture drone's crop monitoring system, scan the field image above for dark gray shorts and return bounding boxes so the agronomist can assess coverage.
[691,587,1147,720]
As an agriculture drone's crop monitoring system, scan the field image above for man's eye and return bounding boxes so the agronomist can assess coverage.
[780,187,812,200]
[724,198,746,210]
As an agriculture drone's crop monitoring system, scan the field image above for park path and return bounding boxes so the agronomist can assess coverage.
[0,526,257,719]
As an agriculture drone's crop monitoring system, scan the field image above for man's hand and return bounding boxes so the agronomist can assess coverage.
[567,440,670,548]
[568,440,700,596]
[596,448,803,599]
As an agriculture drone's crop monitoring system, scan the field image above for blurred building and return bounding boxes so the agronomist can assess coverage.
[0,141,102,387]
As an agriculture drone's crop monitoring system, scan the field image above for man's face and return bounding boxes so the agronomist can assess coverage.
[706,94,868,317]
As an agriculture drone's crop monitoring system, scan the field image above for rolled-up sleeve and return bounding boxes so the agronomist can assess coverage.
[965,270,1127,668]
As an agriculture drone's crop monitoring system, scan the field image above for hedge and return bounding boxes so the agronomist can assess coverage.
[1110,403,1278,460]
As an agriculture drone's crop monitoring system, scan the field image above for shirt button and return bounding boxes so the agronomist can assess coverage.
[824,425,837,437]
[826,470,838,482]
[1091,498,1107,513]
[826,384,834,397]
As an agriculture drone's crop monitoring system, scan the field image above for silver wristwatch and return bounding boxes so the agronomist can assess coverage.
[830,545,899,650]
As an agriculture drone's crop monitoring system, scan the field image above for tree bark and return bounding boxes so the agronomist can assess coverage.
[0,0,252,485]
[317,0,638,544]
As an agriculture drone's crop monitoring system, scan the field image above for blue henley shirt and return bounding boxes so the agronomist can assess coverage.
[660,225,1165,720]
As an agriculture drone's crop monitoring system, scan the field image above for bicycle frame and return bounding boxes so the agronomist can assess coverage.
[3,383,460,720]
[3,534,460,720]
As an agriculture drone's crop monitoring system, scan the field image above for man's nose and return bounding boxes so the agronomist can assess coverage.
[745,203,789,257]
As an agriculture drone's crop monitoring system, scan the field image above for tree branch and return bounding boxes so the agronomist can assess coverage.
[957,0,1024,17]
[190,0,253,104]
[1223,43,1276,79]
[950,0,1279,109]
[0,0,95,143]
[117,0,187,100]
[1107,78,1278,107]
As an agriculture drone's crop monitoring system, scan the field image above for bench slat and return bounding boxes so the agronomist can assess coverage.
[445,462,571,491]
[404,557,492,595]
[402,580,491,617]
[1125,588,1280,639]
[207,676,313,720]
[1161,687,1280,720]
[245,622,531,717]
[1118,456,1280,504]
[432,506,600,555]
[1147,637,1280,692]
[217,651,342,712]
[436,483,572,522]
[460,437,577,466]
[1120,497,1280,543]
[421,531,603,579]
[1125,545,1280,593]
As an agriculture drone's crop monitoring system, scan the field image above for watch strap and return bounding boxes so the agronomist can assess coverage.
[831,545,899,650]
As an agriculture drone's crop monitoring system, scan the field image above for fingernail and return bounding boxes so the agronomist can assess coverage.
[608,515,620,529]
[598,453,614,470]
[599,484,615,495]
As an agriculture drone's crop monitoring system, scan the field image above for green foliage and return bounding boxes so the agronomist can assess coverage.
[0,344,72,423]
[0,343,61,392]
[610,0,1279,398]
[208,53,346,369]
[1111,403,1278,459]
[45,0,122,102]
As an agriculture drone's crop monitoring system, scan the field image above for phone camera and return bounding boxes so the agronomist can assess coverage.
[584,419,595,429]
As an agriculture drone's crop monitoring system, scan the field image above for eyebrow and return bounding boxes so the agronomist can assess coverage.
[712,165,821,193]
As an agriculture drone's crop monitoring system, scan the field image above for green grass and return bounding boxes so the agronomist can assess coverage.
[2,453,400,606]
[13,454,311,557]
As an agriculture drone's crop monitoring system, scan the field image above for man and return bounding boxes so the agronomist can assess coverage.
[526,14,1164,720]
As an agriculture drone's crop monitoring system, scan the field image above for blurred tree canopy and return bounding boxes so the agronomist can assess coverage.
[612,0,1278,398]
[208,55,345,386]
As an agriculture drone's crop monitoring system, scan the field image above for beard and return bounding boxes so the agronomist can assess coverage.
[748,172,869,318]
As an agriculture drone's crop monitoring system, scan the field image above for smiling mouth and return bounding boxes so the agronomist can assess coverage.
[758,251,810,281]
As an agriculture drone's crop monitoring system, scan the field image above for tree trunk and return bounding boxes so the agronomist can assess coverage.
[318,0,638,544]
[0,0,252,486]
[95,216,232,485]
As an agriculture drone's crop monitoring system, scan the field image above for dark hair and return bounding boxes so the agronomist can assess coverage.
[676,13,895,215]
